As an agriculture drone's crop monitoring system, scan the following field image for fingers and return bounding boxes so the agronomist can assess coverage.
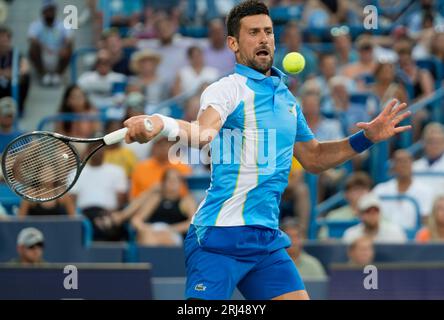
[390,102,408,117]
[394,125,412,133]
[392,110,412,125]
[382,99,398,116]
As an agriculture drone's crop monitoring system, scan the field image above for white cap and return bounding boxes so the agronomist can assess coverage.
[17,227,44,247]
[358,193,381,212]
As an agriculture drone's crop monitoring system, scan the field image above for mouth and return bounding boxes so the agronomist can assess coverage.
[255,49,270,57]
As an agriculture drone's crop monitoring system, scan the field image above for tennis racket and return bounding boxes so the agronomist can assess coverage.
[1,119,153,202]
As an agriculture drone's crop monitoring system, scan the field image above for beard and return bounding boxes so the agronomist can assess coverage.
[242,53,274,74]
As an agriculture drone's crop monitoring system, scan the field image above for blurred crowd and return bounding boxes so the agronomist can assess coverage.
[1,0,444,275]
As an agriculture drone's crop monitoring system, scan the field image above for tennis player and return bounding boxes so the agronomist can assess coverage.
[124,0,411,300]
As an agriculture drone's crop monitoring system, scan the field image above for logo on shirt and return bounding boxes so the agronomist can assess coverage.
[289,104,297,117]
[194,283,206,291]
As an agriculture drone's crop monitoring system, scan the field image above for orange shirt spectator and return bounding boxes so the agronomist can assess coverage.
[130,138,192,199]
[415,195,444,243]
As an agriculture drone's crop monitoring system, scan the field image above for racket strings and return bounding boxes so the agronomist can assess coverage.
[4,134,79,201]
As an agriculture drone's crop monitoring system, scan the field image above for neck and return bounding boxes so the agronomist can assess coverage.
[397,176,412,191]
[192,64,203,73]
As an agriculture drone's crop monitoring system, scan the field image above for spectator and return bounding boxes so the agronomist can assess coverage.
[77,49,127,109]
[127,49,169,106]
[203,19,236,75]
[28,0,73,86]
[0,97,23,154]
[129,7,162,40]
[342,192,407,244]
[302,90,344,141]
[172,46,219,97]
[130,137,192,199]
[347,236,375,267]
[323,76,370,134]
[56,84,99,138]
[100,29,136,76]
[103,119,138,178]
[0,25,30,116]
[69,143,128,241]
[140,16,190,88]
[10,227,45,265]
[396,41,434,101]
[367,61,408,106]
[318,172,372,239]
[115,169,197,246]
[430,30,444,64]
[330,25,358,68]
[281,218,327,280]
[373,150,433,230]
[407,0,444,38]
[342,35,376,83]
[414,123,444,172]
[313,54,338,101]
[413,122,444,195]
[274,21,318,82]
[18,195,76,217]
[416,195,444,243]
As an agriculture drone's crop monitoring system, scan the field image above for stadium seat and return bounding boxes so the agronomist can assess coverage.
[0,217,89,262]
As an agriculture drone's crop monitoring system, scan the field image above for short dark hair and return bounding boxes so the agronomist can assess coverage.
[226,0,270,38]
[345,172,373,191]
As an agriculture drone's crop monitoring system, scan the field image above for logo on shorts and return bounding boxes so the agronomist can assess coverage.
[194,283,206,291]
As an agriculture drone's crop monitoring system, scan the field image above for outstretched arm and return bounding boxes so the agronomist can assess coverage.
[123,106,222,148]
[294,99,411,174]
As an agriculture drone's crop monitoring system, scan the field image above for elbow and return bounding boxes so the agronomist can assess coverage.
[300,161,325,175]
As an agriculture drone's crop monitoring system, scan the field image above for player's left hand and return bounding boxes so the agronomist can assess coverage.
[356,99,412,143]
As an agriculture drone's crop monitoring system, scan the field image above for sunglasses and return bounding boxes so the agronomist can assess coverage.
[27,242,44,249]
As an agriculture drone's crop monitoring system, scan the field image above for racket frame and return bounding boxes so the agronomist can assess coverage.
[1,131,106,202]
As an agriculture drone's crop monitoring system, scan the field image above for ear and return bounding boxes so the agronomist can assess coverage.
[227,36,239,53]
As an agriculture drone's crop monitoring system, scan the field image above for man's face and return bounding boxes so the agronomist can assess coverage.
[392,150,412,178]
[320,56,336,78]
[18,243,44,264]
[229,14,275,74]
[424,131,444,160]
[349,238,374,266]
[360,206,380,229]
[42,6,56,26]
[209,22,225,48]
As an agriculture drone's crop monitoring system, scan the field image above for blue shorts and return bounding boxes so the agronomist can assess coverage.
[184,224,305,300]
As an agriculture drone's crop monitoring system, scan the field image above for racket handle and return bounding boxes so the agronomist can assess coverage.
[103,118,154,145]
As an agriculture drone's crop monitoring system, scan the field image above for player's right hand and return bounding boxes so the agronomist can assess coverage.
[123,115,163,144]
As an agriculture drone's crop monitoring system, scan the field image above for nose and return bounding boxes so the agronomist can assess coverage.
[258,30,268,44]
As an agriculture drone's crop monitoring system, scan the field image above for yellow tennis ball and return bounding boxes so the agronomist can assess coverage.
[282,52,305,74]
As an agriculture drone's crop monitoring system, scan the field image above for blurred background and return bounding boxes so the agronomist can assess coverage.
[1,0,444,299]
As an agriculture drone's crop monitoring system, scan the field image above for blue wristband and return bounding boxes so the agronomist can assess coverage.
[349,130,374,153]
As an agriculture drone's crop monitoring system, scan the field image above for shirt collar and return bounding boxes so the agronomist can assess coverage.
[235,63,287,82]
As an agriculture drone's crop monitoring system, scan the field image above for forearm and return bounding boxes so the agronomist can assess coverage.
[176,120,217,148]
[314,139,358,173]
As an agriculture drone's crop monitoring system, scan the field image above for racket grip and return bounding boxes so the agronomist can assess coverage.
[103,118,154,145]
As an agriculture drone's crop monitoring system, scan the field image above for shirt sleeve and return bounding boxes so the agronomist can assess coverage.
[198,77,237,125]
[295,104,315,142]
[28,21,40,40]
